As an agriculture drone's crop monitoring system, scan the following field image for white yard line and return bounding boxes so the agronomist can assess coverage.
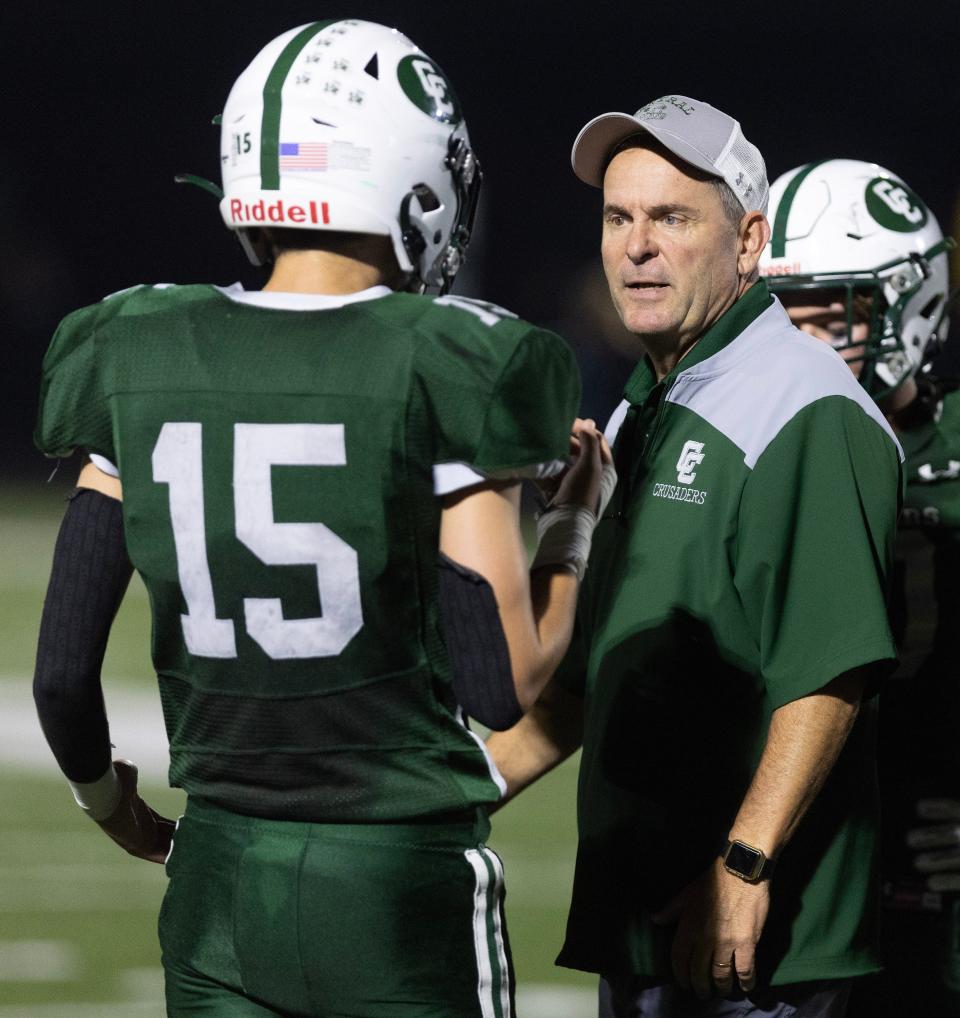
[117,967,165,1000]
[517,985,598,1017]
[0,941,81,983]
[0,676,170,784]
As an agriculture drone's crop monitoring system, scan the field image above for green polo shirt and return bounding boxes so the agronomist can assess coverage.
[558,281,903,985]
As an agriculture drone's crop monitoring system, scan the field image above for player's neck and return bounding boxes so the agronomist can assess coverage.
[262,249,401,295]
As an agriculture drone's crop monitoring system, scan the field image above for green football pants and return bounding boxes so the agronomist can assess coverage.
[159,797,514,1018]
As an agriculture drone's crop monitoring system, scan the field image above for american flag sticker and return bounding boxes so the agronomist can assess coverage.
[279,142,329,171]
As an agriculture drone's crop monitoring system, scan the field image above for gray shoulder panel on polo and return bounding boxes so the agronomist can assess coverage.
[604,400,630,445]
[665,298,904,469]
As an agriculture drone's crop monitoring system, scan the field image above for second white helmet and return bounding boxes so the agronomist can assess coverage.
[760,158,952,397]
[219,19,481,293]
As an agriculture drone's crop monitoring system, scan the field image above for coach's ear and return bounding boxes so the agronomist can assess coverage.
[737,212,770,281]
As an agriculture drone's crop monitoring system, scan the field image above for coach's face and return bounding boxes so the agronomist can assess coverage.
[601,145,743,351]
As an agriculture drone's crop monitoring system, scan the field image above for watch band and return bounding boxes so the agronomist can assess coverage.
[722,839,776,882]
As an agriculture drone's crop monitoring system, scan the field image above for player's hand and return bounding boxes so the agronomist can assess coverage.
[908,798,960,892]
[550,419,614,515]
[652,858,770,999]
[95,761,175,864]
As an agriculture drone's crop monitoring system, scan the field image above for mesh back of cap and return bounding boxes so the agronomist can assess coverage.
[720,131,769,214]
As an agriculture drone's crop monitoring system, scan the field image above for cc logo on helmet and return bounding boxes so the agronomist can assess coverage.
[413,60,454,118]
[397,54,462,124]
[865,177,929,232]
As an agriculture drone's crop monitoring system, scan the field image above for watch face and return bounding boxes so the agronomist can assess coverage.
[724,841,763,879]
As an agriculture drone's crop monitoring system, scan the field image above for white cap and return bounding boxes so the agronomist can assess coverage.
[571,94,768,214]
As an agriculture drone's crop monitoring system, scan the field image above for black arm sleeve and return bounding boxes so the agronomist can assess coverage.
[437,553,522,731]
[33,488,133,782]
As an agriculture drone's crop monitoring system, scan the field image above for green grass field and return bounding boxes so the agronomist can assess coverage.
[0,482,594,1016]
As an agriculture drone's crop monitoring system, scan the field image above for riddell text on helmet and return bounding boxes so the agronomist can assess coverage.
[228,199,330,225]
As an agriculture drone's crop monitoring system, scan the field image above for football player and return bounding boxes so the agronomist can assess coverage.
[760,157,956,1014]
[32,20,613,1017]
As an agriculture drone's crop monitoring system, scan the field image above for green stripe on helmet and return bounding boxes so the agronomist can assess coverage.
[770,160,827,258]
[260,21,335,190]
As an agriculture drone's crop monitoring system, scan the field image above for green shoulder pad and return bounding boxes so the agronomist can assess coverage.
[35,297,122,462]
[34,283,203,463]
[410,294,582,476]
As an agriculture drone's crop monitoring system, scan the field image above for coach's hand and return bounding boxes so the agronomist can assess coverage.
[96,761,175,864]
[652,858,770,999]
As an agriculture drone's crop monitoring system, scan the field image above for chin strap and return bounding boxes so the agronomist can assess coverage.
[398,135,483,296]
[439,136,482,296]
[174,171,267,267]
[173,115,224,198]
[173,173,224,200]
[923,282,960,365]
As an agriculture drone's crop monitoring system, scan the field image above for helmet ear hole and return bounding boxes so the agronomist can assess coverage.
[399,192,427,261]
[413,184,441,213]
[920,295,943,319]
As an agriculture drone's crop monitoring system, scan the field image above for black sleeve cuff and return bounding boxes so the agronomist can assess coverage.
[438,553,522,731]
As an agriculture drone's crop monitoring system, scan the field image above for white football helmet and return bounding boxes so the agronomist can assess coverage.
[217,19,481,293]
[760,158,953,397]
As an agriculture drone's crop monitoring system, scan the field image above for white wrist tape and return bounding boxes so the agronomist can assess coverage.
[69,762,122,821]
[531,504,597,582]
[597,461,619,520]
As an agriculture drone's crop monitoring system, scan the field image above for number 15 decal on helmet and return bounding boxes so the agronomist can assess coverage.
[215,20,481,294]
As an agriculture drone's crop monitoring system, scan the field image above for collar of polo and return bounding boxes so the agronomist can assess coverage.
[622,279,773,406]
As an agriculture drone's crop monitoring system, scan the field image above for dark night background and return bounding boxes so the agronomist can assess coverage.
[3,0,960,481]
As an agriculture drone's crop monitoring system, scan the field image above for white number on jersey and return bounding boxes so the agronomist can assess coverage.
[152,422,363,660]
[434,295,518,327]
[153,423,238,658]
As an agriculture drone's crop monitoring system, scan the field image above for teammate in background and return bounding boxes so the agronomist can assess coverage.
[759,157,956,1015]
[32,21,612,1017]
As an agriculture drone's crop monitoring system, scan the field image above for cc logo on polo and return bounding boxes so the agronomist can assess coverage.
[676,440,705,484]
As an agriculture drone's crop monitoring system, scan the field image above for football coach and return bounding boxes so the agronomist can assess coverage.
[488,95,903,1017]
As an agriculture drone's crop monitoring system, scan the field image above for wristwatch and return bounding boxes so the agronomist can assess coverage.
[721,839,776,882]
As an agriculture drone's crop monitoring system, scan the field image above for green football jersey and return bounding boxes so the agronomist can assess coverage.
[889,385,960,705]
[35,282,580,822]
[900,387,960,534]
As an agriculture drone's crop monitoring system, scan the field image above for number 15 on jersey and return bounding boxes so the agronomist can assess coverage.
[152,422,364,661]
